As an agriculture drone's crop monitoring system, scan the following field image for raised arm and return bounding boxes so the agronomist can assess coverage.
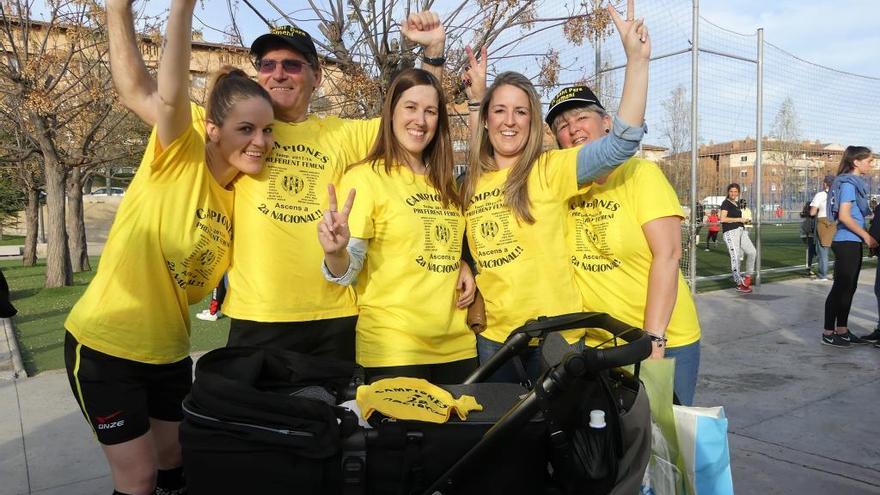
[401,11,446,81]
[106,0,159,125]
[608,0,650,127]
[156,0,197,148]
[462,45,487,137]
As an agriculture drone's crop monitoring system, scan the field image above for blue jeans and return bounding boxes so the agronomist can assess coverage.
[815,239,830,279]
[476,335,543,383]
[665,340,701,406]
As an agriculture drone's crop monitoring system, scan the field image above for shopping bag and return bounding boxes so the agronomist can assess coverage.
[672,405,734,495]
[640,420,683,495]
[638,359,688,495]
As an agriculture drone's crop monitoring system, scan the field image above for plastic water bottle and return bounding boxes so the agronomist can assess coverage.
[583,409,611,479]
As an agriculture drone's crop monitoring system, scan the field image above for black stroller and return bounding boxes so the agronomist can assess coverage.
[180,312,652,494]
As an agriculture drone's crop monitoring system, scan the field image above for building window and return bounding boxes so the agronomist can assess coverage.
[740,170,748,178]
[192,73,206,88]
[740,156,748,162]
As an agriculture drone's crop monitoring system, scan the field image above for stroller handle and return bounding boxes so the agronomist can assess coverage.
[463,312,651,384]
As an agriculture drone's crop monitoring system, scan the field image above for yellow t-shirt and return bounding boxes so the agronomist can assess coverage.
[567,158,701,348]
[342,163,476,367]
[65,105,233,364]
[222,115,380,322]
[466,148,585,344]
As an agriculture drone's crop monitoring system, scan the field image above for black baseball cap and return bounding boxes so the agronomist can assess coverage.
[545,85,604,126]
[250,25,318,65]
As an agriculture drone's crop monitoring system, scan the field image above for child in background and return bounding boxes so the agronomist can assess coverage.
[705,209,720,250]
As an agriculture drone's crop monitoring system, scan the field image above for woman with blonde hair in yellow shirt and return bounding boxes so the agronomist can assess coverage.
[459,0,650,382]
[318,68,477,383]
[63,1,274,493]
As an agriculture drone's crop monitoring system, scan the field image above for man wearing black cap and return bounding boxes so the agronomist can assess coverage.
[106,1,446,359]
[810,175,836,281]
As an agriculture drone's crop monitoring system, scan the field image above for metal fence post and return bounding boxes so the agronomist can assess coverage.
[755,28,764,285]
[689,0,700,294]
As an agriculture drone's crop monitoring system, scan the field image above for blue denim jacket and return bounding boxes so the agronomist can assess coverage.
[577,115,647,185]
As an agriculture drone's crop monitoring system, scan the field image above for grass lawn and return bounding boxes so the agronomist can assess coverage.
[0,222,863,374]
[0,235,25,246]
[2,258,228,376]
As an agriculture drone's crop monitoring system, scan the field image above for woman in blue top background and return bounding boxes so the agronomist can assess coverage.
[822,146,876,348]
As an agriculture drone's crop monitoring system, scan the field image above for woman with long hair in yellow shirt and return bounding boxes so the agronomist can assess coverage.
[63,1,274,494]
[460,0,649,382]
[318,68,478,383]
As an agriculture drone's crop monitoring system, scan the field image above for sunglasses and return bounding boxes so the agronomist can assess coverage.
[257,59,310,74]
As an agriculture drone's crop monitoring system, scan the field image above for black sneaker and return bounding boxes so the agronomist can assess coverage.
[821,333,851,348]
[839,331,870,345]
[860,328,880,342]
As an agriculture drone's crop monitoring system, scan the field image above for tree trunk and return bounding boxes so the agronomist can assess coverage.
[66,167,90,273]
[23,187,39,267]
[43,159,72,287]
[29,113,72,287]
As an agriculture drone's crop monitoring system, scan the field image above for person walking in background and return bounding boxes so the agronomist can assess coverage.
[720,184,756,293]
[822,146,876,348]
[811,175,836,281]
[705,208,720,250]
[196,274,227,321]
[800,202,817,276]
[862,198,880,346]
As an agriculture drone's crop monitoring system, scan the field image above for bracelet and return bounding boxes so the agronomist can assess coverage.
[467,100,481,111]
[647,332,668,347]
[422,54,447,66]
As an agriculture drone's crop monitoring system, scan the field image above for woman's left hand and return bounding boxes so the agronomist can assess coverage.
[649,342,665,359]
[456,262,476,308]
[608,0,650,64]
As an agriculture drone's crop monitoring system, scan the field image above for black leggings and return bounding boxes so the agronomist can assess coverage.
[824,241,863,330]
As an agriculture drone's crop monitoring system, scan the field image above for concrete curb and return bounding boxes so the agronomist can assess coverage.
[1,317,26,379]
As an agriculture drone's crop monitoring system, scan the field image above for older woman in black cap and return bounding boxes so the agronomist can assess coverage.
[543,85,703,405]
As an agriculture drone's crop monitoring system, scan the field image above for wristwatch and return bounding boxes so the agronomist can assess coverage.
[422,54,447,66]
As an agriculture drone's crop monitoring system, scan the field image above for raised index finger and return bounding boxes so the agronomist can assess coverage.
[627,0,635,21]
[606,3,625,33]
[327,183,339,212]
[465,45,478,68]
[339,188,357,218]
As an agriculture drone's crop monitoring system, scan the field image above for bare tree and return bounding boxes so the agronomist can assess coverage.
[660,84,691,201]
[0,0,143,283]
[222,1,609,117]
[771,96,802,209]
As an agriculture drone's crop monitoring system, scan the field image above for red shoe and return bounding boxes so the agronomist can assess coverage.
[743,275,752,288]
[736,284,752,293]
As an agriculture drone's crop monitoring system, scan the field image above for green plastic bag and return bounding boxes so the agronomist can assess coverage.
[639,359,691,495]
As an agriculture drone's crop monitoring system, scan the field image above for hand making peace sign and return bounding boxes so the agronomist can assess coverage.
[318,184,356,256]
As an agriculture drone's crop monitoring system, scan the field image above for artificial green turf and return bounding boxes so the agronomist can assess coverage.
[0,222,847,374]
[2,258,228,376]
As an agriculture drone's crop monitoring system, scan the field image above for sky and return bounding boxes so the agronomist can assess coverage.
[697,0,880,78]
[167,0,880,78]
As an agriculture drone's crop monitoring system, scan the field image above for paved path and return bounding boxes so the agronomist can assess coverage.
[1,272,880,494]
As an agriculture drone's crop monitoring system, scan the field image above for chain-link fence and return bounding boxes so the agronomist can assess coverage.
[466,0,880,290]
